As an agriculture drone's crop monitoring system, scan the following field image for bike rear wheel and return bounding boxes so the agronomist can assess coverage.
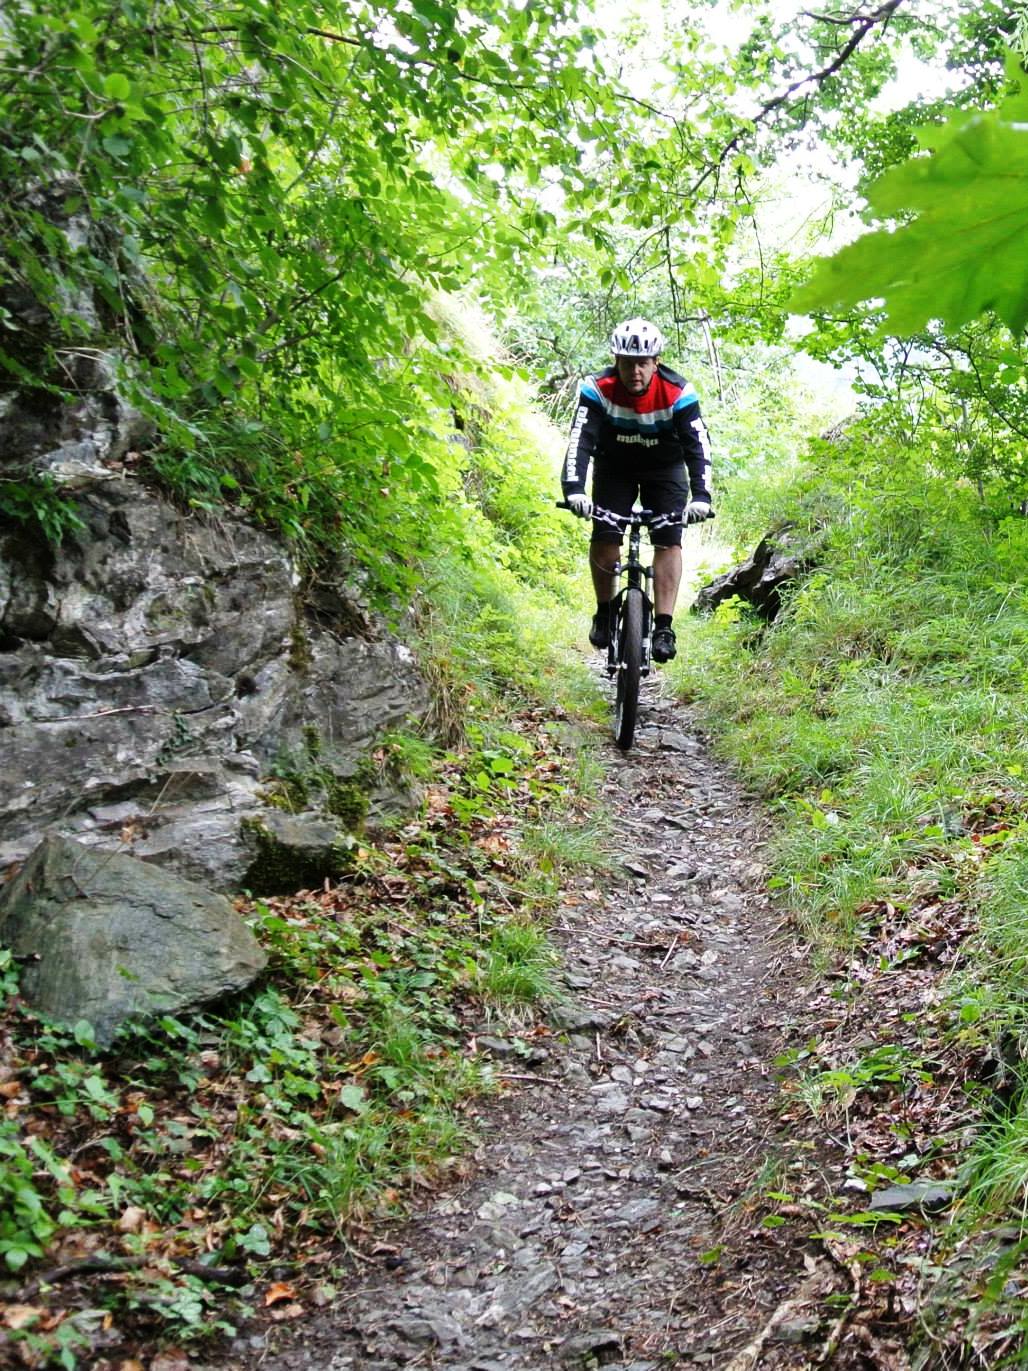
[614,588,643,750]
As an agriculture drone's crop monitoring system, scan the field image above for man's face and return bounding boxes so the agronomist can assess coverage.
[615,354,658,394]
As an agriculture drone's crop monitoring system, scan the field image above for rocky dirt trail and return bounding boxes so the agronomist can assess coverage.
[208,681,822,1370]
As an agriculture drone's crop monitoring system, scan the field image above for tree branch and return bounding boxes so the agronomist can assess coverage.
[684,0,908,203]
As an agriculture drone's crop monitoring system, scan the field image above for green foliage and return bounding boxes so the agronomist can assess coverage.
[264,729,372,828]
[974,833,1028,984]
[797,1043,932,1121]
[0,473,86,544]
[0,1123,58,1272]
[677,423,1028,947]
[0,0,658,583]
[793,57,1028,335]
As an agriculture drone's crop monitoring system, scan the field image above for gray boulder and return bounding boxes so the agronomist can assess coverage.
[692,522,822,621]
[240,809,356,896]
[867,1181,953,1215]
[0,835,267,1045]
[0,479,429,890]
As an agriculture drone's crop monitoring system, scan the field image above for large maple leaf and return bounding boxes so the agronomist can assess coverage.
[792,60,1028,335]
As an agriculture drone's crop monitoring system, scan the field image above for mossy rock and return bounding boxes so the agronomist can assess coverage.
[263,730,373,830]
[240,811,355,896]
[323,774,369,828]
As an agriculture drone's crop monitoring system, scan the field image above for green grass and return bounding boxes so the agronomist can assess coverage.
[673,458,1028,1358]
[676,512,1028,944]
[478,920,559,1006]
[517,812,614,875]
[412,544,599,743]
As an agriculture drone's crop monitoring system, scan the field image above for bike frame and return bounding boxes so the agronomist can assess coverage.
[605,510,653,679]
[556,499,681,749]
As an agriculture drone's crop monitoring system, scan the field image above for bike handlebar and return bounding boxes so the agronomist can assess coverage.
[556,502,693,530]
[555,501,714,528]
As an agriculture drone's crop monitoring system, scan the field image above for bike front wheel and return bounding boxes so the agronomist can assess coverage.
[614,587,643,750]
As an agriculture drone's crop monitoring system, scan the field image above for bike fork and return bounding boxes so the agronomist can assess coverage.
[607,567,655,676]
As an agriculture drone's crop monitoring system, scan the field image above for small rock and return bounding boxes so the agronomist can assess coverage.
[595,1089,630,1115]
[657,730,696,753]
[772,1316,820,1344]
[476,1191,520,1221]
[670,950,700,972]
[660,1035,691,1054]
[386,1313,462,1347]
[623,1108,662,1126]
[493,1263,558,1316]
[868,1181,953,1214]
[551,1005,611,1032]
[477,1036,517,1058]
[560,1327,624,1365]
[641,1096,673,1113]
[617,1197,660,1223]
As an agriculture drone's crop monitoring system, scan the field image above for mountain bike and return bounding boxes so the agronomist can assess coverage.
[559,503,681,751]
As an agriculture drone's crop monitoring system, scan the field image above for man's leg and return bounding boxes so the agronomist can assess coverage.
[590,541,619,606]
[587,471,633,650]
[643,467,688,664]
[587,540,618,648]
[652,545,682,617]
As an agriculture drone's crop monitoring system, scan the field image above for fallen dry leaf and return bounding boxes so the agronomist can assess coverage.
[269,1301,305,1322]
[263,1281,296,1307]
[2,1304,43,1330]
[117,1205,147,1234]
[150,1352,191,1371]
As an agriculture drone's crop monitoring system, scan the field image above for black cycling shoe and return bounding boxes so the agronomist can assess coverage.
[589,610,611,650]
[651,626,677,663]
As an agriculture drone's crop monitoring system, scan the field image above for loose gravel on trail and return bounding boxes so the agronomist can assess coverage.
[210,682,814,1370]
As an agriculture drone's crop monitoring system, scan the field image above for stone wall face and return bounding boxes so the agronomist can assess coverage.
[0,181,429,894]
[0,478,429,891]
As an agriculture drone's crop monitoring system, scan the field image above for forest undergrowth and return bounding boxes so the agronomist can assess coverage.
[674,425,1028,1366]
[0,699,611,1369]
[3,0,1027,1364]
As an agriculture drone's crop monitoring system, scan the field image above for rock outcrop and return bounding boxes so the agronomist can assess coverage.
[0,835,267,1045]
[692,522,822,622]
[0,176,429,895]
[0,476,430,890]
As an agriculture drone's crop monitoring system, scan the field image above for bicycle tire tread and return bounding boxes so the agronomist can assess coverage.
[614,588,643,750]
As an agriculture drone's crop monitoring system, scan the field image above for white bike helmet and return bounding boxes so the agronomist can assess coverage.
[610,317,665,357]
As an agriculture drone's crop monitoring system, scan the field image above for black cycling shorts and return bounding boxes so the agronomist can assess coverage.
[590,463,688,547]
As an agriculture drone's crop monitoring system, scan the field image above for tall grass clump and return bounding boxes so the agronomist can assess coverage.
[676,430,1028,950]
[394,298,602,740]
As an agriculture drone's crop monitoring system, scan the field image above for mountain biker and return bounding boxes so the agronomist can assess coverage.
[560,317,713,664]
